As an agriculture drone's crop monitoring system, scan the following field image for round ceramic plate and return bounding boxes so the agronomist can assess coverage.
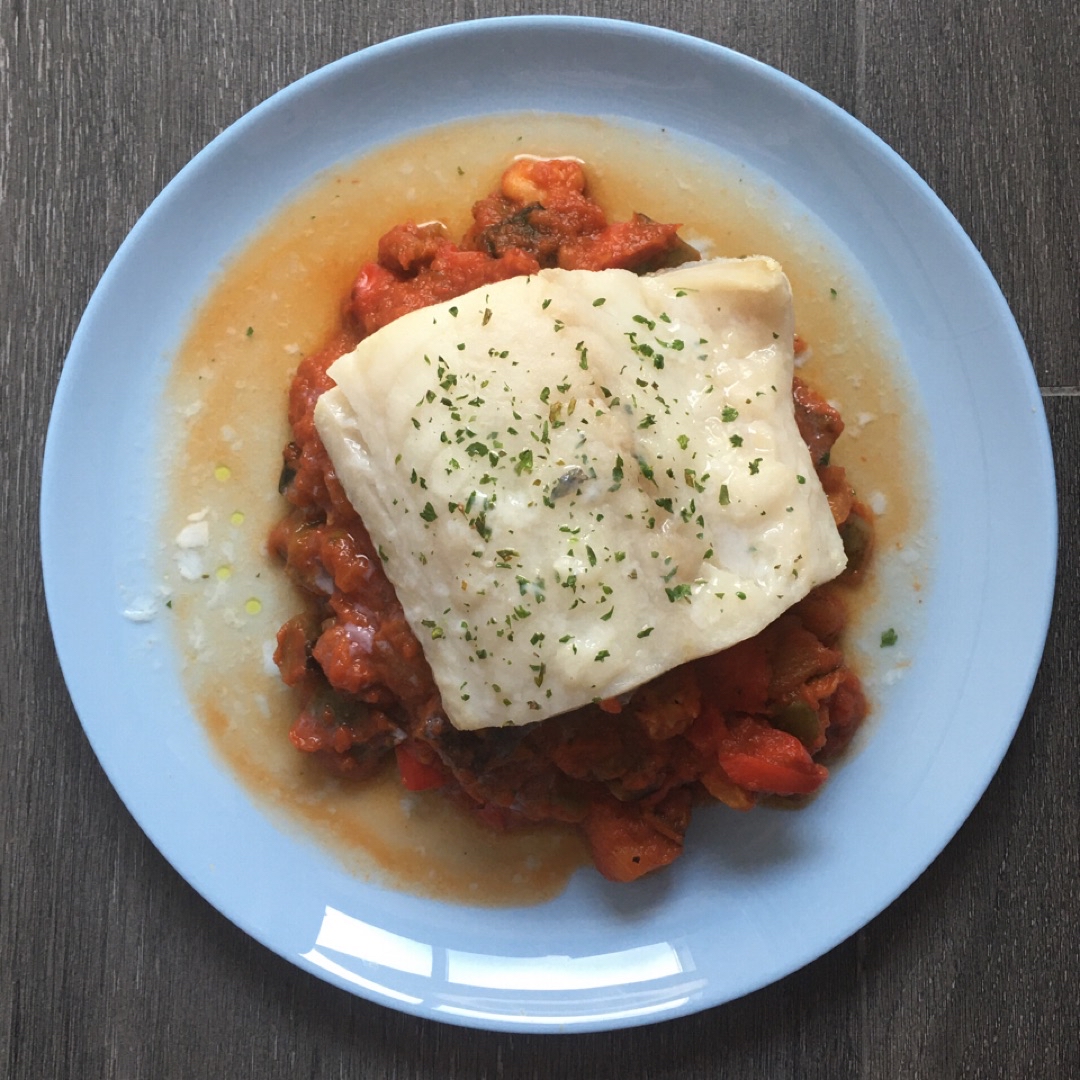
[41,17,1056,1032]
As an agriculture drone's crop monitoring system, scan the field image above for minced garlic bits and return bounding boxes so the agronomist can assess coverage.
[315,257,846,730]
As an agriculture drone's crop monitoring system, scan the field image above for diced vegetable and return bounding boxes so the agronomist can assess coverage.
[395,744,447,791]
[582,798,684,882]
[771,700,822,748]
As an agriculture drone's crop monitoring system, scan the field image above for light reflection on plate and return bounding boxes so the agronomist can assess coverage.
[41,17,1056,1031]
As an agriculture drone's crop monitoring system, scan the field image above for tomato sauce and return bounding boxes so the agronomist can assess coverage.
[268,158,873,882]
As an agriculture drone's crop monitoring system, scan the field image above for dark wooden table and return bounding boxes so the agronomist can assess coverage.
[3,2,1076,1077]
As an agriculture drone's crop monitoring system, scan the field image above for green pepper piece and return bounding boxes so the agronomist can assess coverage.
[771,700,821,748]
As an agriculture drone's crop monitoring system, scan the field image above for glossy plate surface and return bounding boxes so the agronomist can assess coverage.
[41,17,1056,1032]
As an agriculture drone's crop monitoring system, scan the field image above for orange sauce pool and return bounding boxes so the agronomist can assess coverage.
[158,114,927,905]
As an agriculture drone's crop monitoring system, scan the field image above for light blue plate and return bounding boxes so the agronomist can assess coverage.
[41,17,1056,1031]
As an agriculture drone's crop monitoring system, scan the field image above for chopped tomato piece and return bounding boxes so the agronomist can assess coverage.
[558,215,687,272]
[377,220,450,273]
[582,798,684,883]
[350,245,541,335]
[273,613,317,687]
[395,744,447,791]
[290,705,355,755]
[793,375,844,466]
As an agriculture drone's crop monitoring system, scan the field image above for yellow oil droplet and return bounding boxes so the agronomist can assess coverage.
[214,465,232,482]
[215,565,232,581]
[230,510,245,526]
[245,598,262,615]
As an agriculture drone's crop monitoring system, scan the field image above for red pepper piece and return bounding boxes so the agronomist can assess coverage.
[394,744,447,791]
[716,715,828,795]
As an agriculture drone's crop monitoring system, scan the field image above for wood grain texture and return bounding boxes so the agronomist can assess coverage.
[2,1,1076,1077]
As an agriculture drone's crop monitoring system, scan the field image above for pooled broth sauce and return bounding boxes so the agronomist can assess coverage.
[161,115,926,905]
